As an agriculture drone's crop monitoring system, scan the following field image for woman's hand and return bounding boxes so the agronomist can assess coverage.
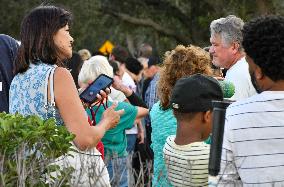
[81,87,111,108]
[94,88,111,102]
[101,102,124,130]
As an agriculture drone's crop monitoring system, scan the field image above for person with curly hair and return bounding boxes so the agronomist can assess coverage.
[150,45,213,186]
[215,15,284,186]
[209,15,256,100]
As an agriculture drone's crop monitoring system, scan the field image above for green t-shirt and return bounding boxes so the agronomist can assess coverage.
[86,100,138,157]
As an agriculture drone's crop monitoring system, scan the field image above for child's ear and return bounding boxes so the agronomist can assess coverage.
[202,110,213,140]
[203,110,212,123]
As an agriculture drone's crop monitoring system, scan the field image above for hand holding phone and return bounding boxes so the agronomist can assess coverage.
[94,88,110,101]
[79,74,113,104]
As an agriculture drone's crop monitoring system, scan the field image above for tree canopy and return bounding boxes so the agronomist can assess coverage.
[0,0,283,56]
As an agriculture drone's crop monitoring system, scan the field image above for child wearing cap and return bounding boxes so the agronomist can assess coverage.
[163,74,223,186]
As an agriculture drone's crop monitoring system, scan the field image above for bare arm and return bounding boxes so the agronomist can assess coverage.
[136,106,149,121]
[136,121,144,144]
[53,67,124,150]
[113,76,147,108]
[112,75,148,119]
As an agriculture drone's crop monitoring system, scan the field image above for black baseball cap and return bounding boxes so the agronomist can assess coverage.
[170,74,223,112]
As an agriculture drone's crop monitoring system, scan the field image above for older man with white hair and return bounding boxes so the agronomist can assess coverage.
[209,15,256,100]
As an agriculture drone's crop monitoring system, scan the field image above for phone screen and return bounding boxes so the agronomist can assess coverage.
[80,74,113,104]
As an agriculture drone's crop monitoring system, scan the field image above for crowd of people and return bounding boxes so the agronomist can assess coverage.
[1,4,284,187]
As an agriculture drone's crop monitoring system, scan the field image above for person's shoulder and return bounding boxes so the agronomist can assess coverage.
[55,67,72,77]
[151,101,160,110]
[150,102,164,116]
[154,100,160,105]
[150,102,176,123]
[227,57,247,72]
[227,98,249,112]
[226,93,261,116]
[190,141,210,150]
[236,57,249,70]
[0,34,19,60]
[0,34,19,51]
[164,135,176,151]
[151,73,160,82]
[122,72,136,88]
[54,67,75,87]
[122,72,132,83]
[0,34,16,43]
[166,135,175,143]
[151,101,171,112]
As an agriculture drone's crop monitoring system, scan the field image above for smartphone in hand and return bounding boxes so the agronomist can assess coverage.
[79,74,113,104]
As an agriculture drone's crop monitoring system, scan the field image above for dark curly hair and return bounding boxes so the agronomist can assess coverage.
[242,15,284,81]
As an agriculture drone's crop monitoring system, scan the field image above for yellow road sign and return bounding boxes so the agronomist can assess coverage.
[99,40,114,55]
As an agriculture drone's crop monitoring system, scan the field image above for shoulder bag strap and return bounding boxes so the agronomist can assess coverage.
[49,67,56,106]
[44,66,57,120]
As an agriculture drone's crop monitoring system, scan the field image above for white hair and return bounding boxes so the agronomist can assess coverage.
[210,15,244,51]
[78,55,113,84]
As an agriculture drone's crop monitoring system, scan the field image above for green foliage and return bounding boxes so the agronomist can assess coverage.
[0,0,283,56]
[0,112,75,186]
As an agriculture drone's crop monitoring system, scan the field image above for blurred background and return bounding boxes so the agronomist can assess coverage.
[1,0,283,56]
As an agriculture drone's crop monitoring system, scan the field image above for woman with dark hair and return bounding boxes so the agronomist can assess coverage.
[9,5,123,186]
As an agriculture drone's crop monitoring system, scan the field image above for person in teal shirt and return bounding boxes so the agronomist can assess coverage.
[150,45,213,186]
[87,100,137,158]
[150,101,177,186]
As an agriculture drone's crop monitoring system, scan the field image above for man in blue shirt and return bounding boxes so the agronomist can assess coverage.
[143,56,161,145]
[0,34,19,113]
